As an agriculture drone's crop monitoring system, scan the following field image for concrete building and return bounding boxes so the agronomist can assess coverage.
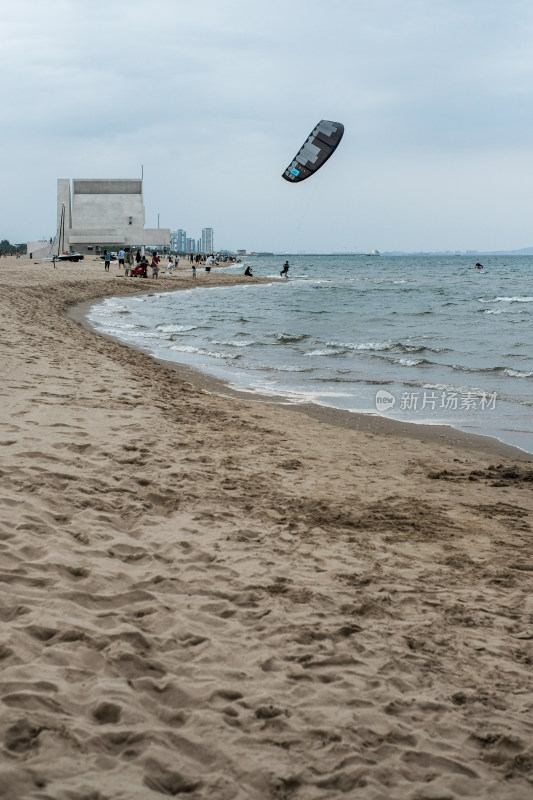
[28,178,170,259]
[170,229,187,252]
[201,227,214,253]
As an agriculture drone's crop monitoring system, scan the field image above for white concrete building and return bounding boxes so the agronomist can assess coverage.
[28,178,170,259]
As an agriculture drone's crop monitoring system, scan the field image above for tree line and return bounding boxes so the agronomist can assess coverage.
[0,240,27,255]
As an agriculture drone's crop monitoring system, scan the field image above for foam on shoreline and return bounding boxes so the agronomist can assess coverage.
[72,291,529,462]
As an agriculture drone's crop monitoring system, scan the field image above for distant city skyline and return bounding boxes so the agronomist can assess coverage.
[170,227,214,253]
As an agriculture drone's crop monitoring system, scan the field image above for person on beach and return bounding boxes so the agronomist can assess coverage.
[104,250,110,272]
[280,260,289,278]
[192,262,197,279]
[118,248,125,269]
[244,265,253,276]
[135,249,142,265]
[151,251,160,279]
[167,255,174,273]
[125,248,133,277]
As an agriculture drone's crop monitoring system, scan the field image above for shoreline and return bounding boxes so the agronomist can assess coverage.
[71,291,530,462]
[2,255,533,799]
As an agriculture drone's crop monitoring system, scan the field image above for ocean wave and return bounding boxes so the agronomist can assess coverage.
[275,333,311,343]
[96,327,156,339]
[248,363,314,373]
[482,296,533,303]
[169,344,202,354]
[450,363,531,377]
[504,368,533,378]
[392,357,429,367]
[325,340,449,355]
[211,339,257,348]
[326,340,392,351]
[156,323,198,333]
[169,344,241,360]
[315,377,391,385]
[400,344,450,354]
[481,308,525,315]
[99,322,137,330]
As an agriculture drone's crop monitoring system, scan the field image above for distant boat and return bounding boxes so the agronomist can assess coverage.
[365,249,380,256]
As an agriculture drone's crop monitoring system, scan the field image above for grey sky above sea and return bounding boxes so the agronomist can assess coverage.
[3,0,533,253]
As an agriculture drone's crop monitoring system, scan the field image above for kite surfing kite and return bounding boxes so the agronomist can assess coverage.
[282,120,344,183]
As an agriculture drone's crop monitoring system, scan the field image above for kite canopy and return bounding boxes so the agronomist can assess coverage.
[282,120,344,183]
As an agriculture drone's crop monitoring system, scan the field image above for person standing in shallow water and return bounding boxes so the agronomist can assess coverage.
[150,251,160,279]
[280,260,289,278]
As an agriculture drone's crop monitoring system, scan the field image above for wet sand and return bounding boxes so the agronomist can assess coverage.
[1,255,532,799]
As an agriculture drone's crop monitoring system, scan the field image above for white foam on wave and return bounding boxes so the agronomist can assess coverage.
[504,368,533,378]
[156,323,197,333]
[326,340,392,351]
[168,344,240,360]
[169,344,202,354]
[484,308,515,315]
[393,357,424,366]
[483,296,533,303]
[211,339,256,348]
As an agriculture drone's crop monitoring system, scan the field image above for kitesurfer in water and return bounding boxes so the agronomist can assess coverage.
[280,260,289,278]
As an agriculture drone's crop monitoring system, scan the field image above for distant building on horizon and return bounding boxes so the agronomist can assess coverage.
[28,178,170,259]
[170,229,187,252]
[201,227,214,253]
[170,227,215,253]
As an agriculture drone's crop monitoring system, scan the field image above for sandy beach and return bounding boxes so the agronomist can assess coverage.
[1,254,532,800]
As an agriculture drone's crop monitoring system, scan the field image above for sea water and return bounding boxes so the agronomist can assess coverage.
[87,255,533,453]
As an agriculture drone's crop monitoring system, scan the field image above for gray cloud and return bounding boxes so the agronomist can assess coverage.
[3,0,533,251]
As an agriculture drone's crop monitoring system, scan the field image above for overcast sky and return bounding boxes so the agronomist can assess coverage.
[3,0,533,252]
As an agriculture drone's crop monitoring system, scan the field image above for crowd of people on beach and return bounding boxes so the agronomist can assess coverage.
[98,249,286,280]
[100,249,232,279]
[98,249,292,280]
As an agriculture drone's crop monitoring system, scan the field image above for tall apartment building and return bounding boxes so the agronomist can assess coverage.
[201,227,214,253]
[169,227,215,253]
[170,229,187,251]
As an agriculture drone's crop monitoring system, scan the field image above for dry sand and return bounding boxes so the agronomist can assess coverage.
[1,254,532,800]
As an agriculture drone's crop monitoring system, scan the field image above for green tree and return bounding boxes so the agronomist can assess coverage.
[0,240,27,255]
